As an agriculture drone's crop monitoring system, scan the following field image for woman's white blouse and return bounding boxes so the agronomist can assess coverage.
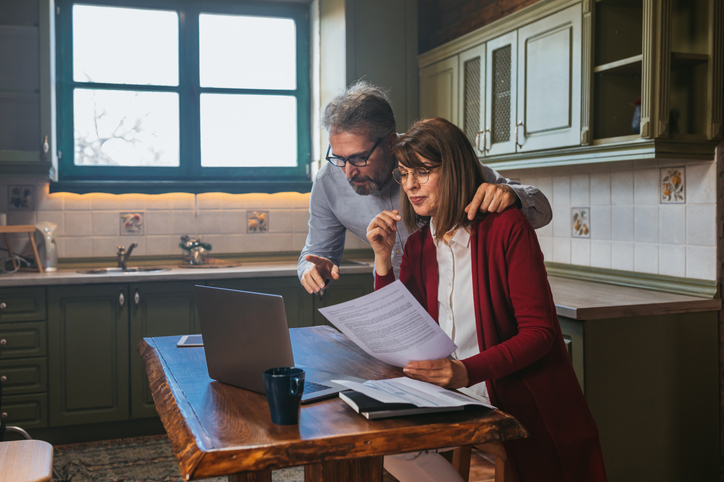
[431,222,489,402]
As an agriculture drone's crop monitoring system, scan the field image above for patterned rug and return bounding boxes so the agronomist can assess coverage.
[52,434,304,482]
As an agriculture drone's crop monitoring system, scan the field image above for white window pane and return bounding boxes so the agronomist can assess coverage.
[200,94,296,167]
[199,14,296,90]
[74,89,179,167]
[73,5,178,86]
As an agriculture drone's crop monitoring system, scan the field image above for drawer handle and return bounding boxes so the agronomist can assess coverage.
[0,339,6,346]
[1,412,6,419]
[0,375,6,383]
[0,302,6,309]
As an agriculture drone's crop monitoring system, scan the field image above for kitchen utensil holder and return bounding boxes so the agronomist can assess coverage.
[0,225,43,273]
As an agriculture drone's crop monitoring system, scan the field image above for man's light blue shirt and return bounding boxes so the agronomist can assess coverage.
[298,161,552,281]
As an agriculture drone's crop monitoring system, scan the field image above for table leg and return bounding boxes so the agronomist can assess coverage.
[304,455,384,482]
[228,470,272,482]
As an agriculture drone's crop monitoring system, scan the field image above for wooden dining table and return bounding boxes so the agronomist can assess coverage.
[138,325,527,481]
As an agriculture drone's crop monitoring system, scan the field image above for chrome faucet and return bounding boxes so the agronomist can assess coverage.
[117,243,138,270]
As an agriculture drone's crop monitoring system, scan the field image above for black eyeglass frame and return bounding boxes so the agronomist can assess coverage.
[392,166,435,185]
[325,138,383,167]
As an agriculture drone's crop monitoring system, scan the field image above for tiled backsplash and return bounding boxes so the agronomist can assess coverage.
[1,148,720,283]
[0,182,368,261]
[506,156,719,281]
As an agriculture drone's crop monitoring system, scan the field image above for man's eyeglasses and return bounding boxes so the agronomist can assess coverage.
[392,167,434,185]
[326,138,383,167]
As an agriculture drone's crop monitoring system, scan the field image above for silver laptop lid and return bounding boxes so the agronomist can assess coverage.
[195,285,294,393]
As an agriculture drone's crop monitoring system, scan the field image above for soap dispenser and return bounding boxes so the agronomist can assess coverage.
[35,221,58,272]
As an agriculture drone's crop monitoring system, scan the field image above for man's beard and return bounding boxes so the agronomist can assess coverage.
[347,174,386,195]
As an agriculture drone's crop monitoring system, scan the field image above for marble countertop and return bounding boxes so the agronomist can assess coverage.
[0,259,374,287]
[1,261,718,319]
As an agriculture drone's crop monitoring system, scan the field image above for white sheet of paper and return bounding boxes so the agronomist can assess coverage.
[318,280,457,367]
[333,377,496,409]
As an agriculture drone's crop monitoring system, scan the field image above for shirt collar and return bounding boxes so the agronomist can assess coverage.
[430,220,471,248]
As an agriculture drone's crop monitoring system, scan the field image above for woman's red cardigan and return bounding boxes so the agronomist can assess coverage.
[375,209,607,482]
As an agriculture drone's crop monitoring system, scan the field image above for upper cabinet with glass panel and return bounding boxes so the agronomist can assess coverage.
[54,0,311,188]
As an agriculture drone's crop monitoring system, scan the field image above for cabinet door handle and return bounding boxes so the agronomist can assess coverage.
[475,130,484,153]
[0,339,6,346]
[483,129,490,153]
[515,121,524,148]
[119,291,125,308]
[0,375,6,383]
[0,302,6,309]
[134,290,140,306]
[1,412,6,419]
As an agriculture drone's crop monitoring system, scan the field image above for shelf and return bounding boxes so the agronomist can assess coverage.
[594,55,643,75]
[671,52,709,69]
[595,0,642,6]
[592,134,640,145]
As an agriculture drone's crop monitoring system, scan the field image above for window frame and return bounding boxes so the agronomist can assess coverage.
[54,0,312,193]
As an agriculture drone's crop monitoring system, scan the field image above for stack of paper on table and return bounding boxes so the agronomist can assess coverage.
[318,281,495,419]
[335,377,493,420]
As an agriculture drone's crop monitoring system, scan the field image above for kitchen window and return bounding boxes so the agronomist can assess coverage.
[53,0,311,193]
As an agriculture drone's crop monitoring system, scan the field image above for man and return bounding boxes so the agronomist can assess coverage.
[298,81,551,294]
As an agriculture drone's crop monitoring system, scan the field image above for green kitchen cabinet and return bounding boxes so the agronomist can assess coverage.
[312,274,375,326]
[48,284,130,426]
[129,281,198,419]
[0,0,54,176]
[48,281,199,425]
[558,312,719,482]
[418,0,723,167]
[207,277,315,328]
[0,287,49,430]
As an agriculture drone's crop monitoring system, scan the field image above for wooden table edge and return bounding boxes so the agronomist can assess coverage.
[138,333,529,480]
[138,337,210,479]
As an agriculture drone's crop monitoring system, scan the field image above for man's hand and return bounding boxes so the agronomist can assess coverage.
[301,254,340,294]
[402,358,469,389]
[365,210,400,276]
[464,183,520,220]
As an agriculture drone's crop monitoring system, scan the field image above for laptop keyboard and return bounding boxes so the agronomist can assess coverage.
[304,380,332,394]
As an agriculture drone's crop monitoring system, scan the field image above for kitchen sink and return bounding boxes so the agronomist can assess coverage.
[76,267,170,274]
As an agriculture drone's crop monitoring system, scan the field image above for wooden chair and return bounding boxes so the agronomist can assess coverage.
[0,439,54,482]
[444,443,513,482]
[474,443,514,482]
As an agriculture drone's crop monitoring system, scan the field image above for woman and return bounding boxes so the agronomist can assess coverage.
[366,117,607,482]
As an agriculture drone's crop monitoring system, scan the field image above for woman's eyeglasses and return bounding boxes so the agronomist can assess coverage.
[392,167,433,185]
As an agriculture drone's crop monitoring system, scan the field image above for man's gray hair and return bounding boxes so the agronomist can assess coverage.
[321,81,396,141]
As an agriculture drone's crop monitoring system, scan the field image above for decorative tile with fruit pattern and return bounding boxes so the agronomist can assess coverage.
[572,207,590,238]
[660,167,685,203]
[121,212,144,235]
[247,211,268,232]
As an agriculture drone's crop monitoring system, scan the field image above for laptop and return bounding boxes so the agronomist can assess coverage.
[194,285,363,403]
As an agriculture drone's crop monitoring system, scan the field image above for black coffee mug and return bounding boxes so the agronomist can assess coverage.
[263,367,305,425]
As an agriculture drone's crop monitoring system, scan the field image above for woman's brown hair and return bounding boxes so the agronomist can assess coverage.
[393,117,485,240]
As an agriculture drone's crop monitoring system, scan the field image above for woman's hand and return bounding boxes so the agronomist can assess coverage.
[403,358,469,389]
[366,210,401,276]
